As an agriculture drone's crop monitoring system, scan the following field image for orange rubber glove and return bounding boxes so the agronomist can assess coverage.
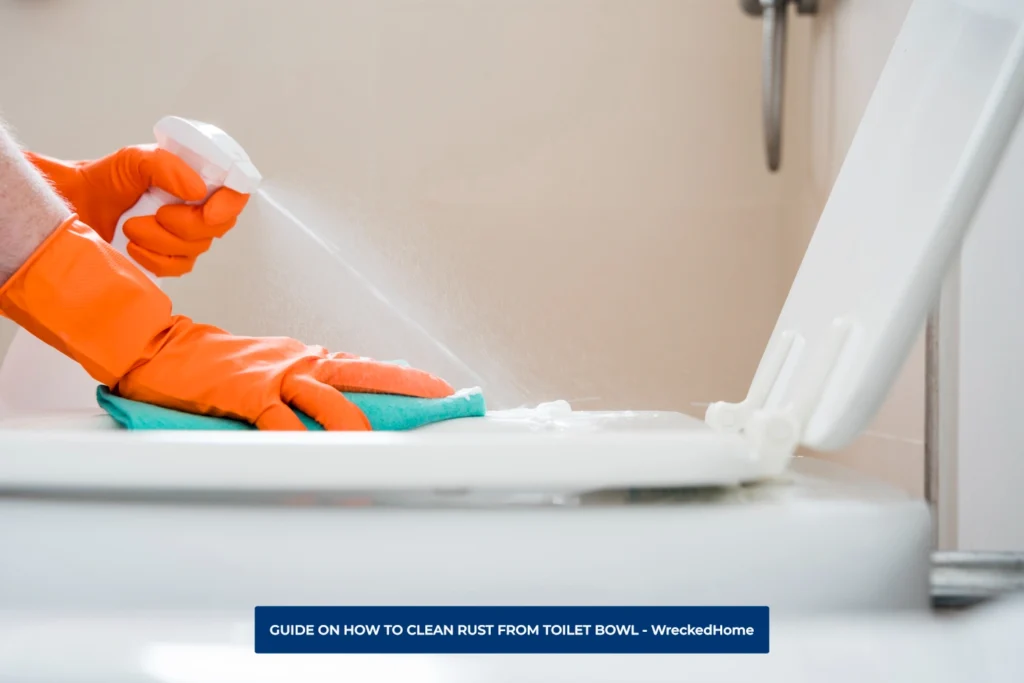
[26,147,248,277]
[0,215,455,430]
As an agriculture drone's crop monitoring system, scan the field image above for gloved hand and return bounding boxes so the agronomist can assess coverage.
[26,146,248,277]
[0,215,454,430]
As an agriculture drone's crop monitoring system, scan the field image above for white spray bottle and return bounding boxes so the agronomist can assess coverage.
[0,116,262,415]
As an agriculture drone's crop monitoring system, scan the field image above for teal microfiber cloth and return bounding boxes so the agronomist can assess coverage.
[95,365,486,431]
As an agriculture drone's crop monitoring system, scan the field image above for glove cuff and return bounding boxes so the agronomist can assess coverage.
[0,215,174,386]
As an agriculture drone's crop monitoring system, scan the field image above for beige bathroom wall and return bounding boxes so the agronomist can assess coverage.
[0,1,803,415]
[784,0,924,496]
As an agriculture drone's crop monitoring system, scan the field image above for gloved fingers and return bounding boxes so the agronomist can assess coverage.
[328,351,366,361]
[124,145,206,203]
[281,373,371,431]
[155,203,236,242]
[203,188,250,227]
[123,216,213,258]
[155,187,245,240]
[126,242,197,278]
[313,358,455,399]
[255,401,309,431]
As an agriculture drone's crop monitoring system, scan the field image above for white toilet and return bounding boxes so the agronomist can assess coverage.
[0,2,1021,670]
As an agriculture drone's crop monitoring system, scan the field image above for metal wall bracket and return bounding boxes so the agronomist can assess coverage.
[740,0,819,172]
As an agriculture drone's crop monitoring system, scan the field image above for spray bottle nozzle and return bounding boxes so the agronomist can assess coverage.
[152,116,263,194]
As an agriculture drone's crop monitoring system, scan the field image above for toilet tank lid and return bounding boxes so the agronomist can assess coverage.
[708,0,1024,456]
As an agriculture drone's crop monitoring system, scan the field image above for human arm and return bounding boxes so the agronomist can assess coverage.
[0,122,70,284]
[0,117,453,429]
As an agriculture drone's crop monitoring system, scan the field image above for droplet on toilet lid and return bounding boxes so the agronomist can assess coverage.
[535,400,572,417]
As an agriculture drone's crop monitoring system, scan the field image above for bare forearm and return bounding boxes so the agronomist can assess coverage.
[0,119,70,284]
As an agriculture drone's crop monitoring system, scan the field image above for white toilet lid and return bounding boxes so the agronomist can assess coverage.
[737,0,1024,452]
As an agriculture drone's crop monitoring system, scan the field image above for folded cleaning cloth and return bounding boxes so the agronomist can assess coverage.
[96,377,486,432]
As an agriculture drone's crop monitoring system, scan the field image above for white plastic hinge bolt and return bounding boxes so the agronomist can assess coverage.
[704,400,750,434]
[745,410,802,471]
